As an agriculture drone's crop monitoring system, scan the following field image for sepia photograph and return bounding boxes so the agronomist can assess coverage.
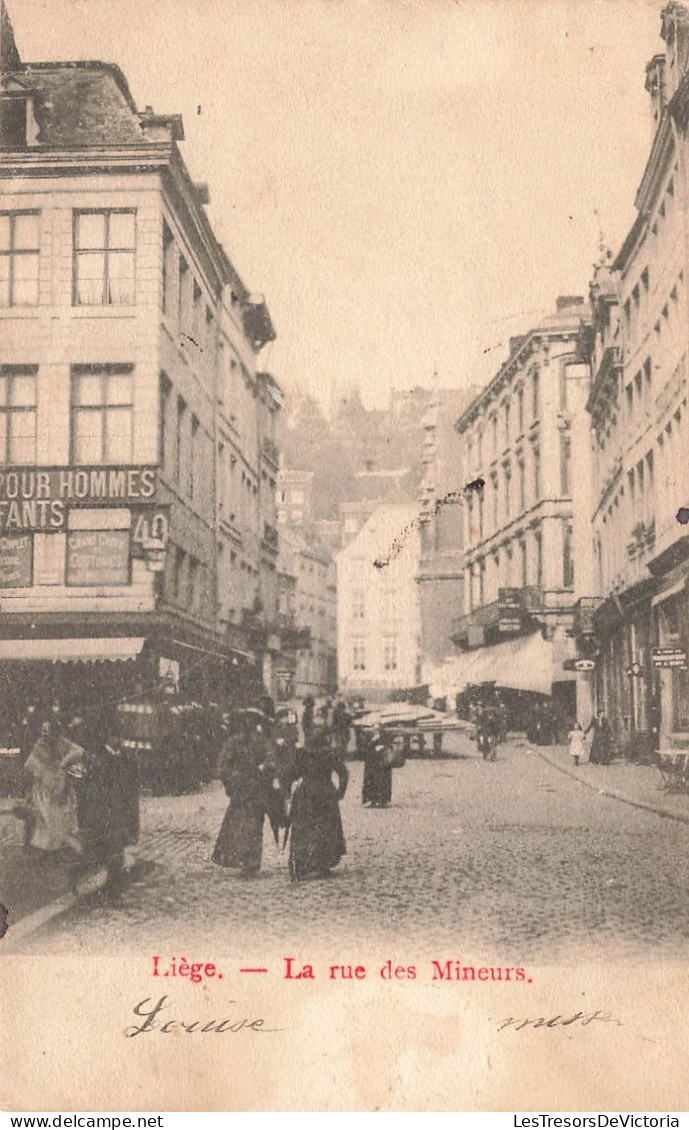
[1,0,689,1112]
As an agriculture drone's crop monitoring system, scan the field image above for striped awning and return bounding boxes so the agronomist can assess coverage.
[0,638,146,663]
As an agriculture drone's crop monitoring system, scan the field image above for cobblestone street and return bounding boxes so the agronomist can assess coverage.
[7,736,689,959]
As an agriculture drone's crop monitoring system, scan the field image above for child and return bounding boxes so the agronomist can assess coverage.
[568,721,587,766]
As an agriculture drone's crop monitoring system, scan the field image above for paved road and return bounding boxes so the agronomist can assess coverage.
[8,737,689,958]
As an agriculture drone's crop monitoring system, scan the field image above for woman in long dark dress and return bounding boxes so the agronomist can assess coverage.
[213,712,276,877]
[362,729,392,807]
[587,714,612,765]
[289,727,348,881]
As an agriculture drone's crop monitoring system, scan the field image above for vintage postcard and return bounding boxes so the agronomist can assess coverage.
[1,0,689,1113]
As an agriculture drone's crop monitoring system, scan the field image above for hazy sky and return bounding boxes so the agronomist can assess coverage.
[12,0,665,407]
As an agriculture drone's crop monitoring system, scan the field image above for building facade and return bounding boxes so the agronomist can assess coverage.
[449,299,592,716]
[417,387,479,694]
[337,503,421,697]
[276,528,337,700]
[0,2,283,726]
[583,2,689,756]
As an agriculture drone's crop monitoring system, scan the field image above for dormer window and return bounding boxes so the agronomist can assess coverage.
[0,77,39,148]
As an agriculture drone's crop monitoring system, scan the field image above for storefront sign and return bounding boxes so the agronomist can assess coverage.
[573,658,596,672]
[0,534,32,588]
[130,507,170,558]
[652,647,688,670]
[0,467,157,532]
[498,618,522,633]
[66,529,131,587]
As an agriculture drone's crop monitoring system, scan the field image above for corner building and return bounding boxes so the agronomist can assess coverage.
[450,298,593,719]
[583,3,689,757]
[0,4,282,727]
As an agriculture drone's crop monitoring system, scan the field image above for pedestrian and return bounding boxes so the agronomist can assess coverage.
[587,713,611,765]
[301,695,315,742]
[79,711,140,903]
[568,721,587,767]
[212,710,279,878]
[361,728,393,808]
[274,707,299,793]
[331,699,351,758]
[288,724,348,881]
[23,716,85,858]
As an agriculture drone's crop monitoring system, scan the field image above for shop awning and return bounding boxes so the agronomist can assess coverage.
[0,638,146,663]
[430,633,575,697]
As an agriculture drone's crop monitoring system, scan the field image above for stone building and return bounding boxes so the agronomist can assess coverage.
[449,299,592,717]
[276,528,337,700]
[0,1,283,724]
[337,503,421,698]
[582,2,689,756]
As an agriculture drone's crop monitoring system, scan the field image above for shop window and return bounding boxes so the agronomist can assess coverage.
[71,365,133,464]
[0,365,37,463]
[353,644,366,672]
[0,211,39,306]
[73,210,135,306]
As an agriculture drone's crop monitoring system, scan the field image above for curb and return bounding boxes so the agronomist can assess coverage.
[4,849,143,946]
[528,745,689,827]
[4,864,109,947]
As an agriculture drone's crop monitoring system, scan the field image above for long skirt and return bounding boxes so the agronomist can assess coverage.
[212,798,264,874]
[362,753,392,807]
[289,780,346,879]
[30,777,81,854]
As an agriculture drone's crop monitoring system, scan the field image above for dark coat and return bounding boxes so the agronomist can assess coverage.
[289,742,348,879]
[213,729,276,872]
[81,741,140,862]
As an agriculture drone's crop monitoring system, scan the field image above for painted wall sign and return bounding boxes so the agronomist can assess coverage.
[0,467,157,532]
[652,647,688,669]
[66,529,131,587]
[0,534,32,588]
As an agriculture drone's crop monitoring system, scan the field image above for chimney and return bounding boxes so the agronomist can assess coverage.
[556,295,585,312]
[0,0,21,74]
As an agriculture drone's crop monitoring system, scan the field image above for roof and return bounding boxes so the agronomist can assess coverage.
[5,61,145,145]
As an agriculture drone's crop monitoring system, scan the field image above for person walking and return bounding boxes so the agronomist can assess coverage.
[212,710,278,878]
[361,728,393,808]
[568,721,587,767]
[301,695,315,743]
[288,724,348,881]
[79,711,140,903]
[24,716,85,857]
[331,699,351,758]
[587,714,612,765]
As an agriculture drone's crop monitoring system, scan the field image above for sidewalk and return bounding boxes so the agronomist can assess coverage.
[527,740,689,825]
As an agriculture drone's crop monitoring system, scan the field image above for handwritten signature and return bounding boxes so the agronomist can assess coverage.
[498,1010,623,1032]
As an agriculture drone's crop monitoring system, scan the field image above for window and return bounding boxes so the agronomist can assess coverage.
[535,531,543,587]
[563,522,574,588]
[504,462,512,517]
[384,640,398,671]
[292,490,305,504]
[560,432,571,495]
[516,386,524,434]
[518,458,526,511]
[353,644,366,672]
[352,589,365,619]
[162,221,174,314]
[0,95,30,147]
[159,372,171,469]
[0,211,39,306]
[71,365,133,464]
[176,396,186,487]
[532,370,540,418]
[0,366,37,464]
[504,401,511,445]
[532,443,541,502]
[519,540,527,586]
[190,414,200,500]
[178,255,189,328]
[189,557,200,614]
[73,211,135,305]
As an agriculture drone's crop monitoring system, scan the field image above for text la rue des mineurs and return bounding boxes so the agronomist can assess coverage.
[151,955,534,983]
